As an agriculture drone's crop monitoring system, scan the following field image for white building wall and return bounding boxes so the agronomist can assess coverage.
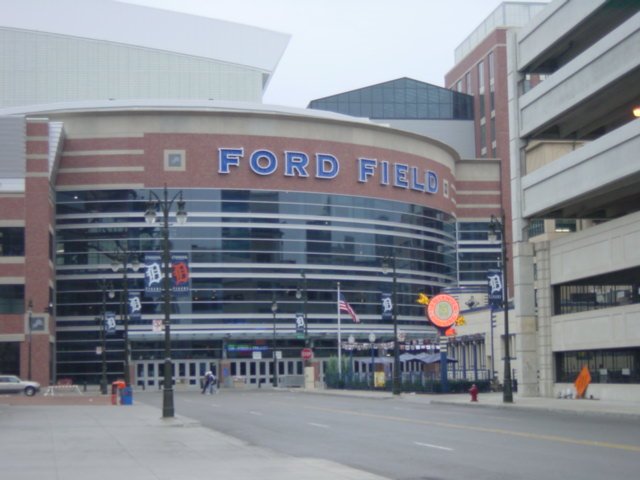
[549,210,640,283]
[0,29,265,107]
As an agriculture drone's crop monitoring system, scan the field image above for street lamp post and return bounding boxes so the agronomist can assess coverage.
[98,280,114,394]
[271,296,278,387]
[297,271,308,342]
[296,271,309,362]
[382,254,401,396]
[110,248,140,387]
[27,299,33,380]
[145,185,187,419]
[368,332,376,389]
[489,214,513,403]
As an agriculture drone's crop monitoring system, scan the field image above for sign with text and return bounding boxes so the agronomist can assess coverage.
[144,254,190,296]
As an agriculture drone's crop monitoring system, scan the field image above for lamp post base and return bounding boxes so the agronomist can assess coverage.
[162,359,174,418]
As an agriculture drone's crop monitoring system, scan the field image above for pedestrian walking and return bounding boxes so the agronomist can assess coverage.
[201,370,213,394]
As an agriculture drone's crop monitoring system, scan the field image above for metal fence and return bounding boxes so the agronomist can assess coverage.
[327,369,493,394]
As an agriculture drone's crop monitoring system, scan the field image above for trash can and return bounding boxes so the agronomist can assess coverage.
[111,380,126,405]
[120,386,133,405]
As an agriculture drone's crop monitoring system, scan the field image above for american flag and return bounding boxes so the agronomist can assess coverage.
[339,294,360,323]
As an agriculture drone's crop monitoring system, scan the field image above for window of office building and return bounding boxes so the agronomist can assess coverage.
[488,52,495,82]
[0,285,24,313]
[0,227,25,256]
[491,117,496,144]
[478,61,484,92]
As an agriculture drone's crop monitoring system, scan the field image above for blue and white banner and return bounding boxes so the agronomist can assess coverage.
[144,254,190,296]
[487,268,503,308]
[105,311,117,335]
[295,313,306,337]
[128,292,142,321]
[381,293,393,321]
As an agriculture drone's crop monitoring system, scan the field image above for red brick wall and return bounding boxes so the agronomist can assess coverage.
[58,132,458,216]
[22,118,54,386]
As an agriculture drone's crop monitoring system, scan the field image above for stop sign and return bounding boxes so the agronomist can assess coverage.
[301,348,313,360]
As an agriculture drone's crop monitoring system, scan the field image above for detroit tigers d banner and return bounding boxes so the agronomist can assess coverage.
[487,268,503,308]
[144,254,190,296]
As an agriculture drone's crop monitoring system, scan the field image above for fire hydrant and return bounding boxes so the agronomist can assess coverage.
[469,384,479,402]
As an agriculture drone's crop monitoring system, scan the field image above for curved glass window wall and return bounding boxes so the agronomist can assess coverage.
[54,188,457,380]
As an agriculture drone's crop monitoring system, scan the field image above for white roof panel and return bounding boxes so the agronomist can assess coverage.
[3,0,290,72]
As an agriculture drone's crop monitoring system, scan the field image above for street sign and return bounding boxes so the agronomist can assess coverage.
[301,348,313,360]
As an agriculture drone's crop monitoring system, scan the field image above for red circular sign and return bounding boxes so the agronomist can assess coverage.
[301,348,314,360]
[427,294,460,329]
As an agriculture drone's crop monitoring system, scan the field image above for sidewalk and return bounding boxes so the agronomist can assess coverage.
[0,398,388,480]
[300,388,640,419]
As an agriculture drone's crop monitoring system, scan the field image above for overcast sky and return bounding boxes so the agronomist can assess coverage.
[123,0,522,108]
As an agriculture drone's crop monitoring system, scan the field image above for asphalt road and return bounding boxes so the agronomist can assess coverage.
[137,389,640,480]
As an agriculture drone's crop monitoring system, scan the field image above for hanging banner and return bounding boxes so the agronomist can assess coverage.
[144,254,163,295]
[105,311,117,335]
[381,292,393,321]
[295,313,306,338]
[171,254,190,296]
[487,268,503,308]
[128,292,142,322]
[144,254,190,296]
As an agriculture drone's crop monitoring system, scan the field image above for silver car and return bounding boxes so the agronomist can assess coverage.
[0,375,41,396]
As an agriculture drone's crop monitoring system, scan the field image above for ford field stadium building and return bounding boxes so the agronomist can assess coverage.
[0,0,502,389]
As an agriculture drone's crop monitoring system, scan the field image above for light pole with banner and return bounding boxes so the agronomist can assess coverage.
[368,332,376,388]
[271,295,278,387]
[144,184,188,418]
[382,254,401,395]
[488,214,513,403]
[110,246,140,387]
[98,280,115,394]
[27,299,33,380]
[296,271,308,349]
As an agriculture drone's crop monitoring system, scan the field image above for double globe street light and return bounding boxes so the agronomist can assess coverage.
[144,185,187,419]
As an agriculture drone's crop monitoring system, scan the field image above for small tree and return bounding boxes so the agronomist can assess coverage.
[324,356,350,388]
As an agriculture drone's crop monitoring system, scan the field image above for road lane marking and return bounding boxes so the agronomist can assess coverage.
[308,422,330,429]
[293,404,640,453]
[249,411,263,416]
[414,442,454,451]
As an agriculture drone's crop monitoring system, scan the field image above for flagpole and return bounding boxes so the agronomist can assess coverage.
[337,282,342,378]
